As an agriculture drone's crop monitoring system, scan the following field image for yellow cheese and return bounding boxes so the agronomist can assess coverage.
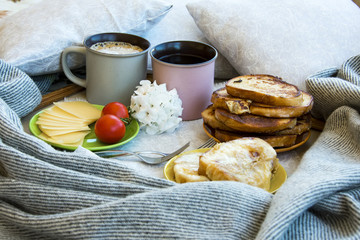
[36,101,102,147]
[37,113,87,124]
[44,106,82,120]
[42,130,90,143]
[53,101,101,124]
[39,124,90,131]
[36,119,88,128]
[38,133,86,147]
[39,125,90,137]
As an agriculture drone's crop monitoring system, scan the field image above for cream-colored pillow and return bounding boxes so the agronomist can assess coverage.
[187,0,360,91]
[144,0,238,80]
[0,0,172,76]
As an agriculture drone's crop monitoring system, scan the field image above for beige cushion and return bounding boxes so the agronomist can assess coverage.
[0,0,171,76]
[144,0,238,79]
[187,0,360,90]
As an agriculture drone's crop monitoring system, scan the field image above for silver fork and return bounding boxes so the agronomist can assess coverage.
[96,142,190,165]
[197,138,218,149]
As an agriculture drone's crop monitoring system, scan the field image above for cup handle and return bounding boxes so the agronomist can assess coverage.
[61,46,87,88]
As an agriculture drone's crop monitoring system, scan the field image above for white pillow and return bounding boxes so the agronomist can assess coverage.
[187,0,360,91]
[0,0,172,76]
[143,0,238,80]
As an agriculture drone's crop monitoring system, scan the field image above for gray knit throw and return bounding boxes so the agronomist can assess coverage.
[0,56,360,239]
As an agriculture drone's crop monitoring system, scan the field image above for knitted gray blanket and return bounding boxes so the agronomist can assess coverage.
[0,55,360,240]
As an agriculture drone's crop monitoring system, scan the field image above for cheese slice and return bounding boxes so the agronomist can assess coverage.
[53,101,101,124]
[39,125,90,137]
[37,113,87,124]
[38,133,86,147]
[36,101,102,147]
[44,106,83,120]
[42,130,90,143]
[39,124,90,131]
[36,119,88,128]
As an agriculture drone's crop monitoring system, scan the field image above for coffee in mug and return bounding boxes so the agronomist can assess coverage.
[157,54,207,65]
[61,33,150,106]
[90,41,143,55]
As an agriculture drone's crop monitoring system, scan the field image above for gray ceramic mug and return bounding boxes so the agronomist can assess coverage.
[61,32,150,106]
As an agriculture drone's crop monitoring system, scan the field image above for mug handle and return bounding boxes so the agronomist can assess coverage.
[61,46,87,88]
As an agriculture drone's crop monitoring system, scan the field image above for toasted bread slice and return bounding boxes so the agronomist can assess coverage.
[214,108,297,133]
[212,87,313,118]
[173,151,210,183]
[211,88,252,115]
[203,106,310,136]
[273,113,311,135]
[198,138,278,191]
[250,91,313,118]
[226,75,303,107]
[214,128,297,148]
[202,105,236,131]
[203,105,310,135]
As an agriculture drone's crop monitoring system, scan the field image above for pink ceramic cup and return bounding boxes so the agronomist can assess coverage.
[150,41,218,121]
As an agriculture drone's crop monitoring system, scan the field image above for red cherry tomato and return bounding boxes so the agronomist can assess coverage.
[101,102,129,119]
[94,114,126,144]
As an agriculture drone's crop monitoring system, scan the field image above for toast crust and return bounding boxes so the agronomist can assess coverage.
[272,113,311,135]
[214,108,297,133]
[214,128,297,148]
[201,105,235,131]
[226,75,303,107]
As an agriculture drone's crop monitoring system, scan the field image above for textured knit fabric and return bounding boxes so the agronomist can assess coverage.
[307,54,360,120]
[31,74,58,94]
[0,55,360,239]
[0,60,41,117]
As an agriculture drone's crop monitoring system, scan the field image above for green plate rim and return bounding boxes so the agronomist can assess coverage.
[29,104,139,151]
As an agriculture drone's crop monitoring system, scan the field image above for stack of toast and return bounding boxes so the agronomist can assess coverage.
[202,74,314,149]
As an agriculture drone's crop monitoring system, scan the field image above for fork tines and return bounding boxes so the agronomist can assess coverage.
[198,138,217,149]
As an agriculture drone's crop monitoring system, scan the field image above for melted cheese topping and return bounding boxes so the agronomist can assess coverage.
[199,138,278,191]
[173,152,209,183]
[225,99,251,115]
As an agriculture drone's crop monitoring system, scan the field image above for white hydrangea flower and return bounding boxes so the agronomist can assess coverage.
[130,80,183,135]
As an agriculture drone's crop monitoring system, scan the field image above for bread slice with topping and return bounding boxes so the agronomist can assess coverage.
[198,138,279,191]
[213,88,313,118]
[211,88,252,115]
[226,75,303,107]
[173,151,210,183]
[203,104,311,136]
[250,91,313,118]
[214,108,297,133]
